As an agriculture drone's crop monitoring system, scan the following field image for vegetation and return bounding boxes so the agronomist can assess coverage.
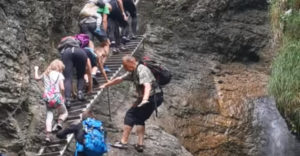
[268,0,300,134]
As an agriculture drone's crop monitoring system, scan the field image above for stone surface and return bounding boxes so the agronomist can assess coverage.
[0,0,85,154]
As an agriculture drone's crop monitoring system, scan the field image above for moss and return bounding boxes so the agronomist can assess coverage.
[268,0,300,134]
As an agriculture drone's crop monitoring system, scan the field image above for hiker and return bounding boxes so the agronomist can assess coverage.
[78,35,110,85]
[58,36,92,108]
[34,59,68,143]
[79,0,112,73]
[57,110,107,156]
[106,0,129,53]
[100,55,164,152]
[121,0,138,41]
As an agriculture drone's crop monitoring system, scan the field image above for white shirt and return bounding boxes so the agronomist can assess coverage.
[43,71,64,94]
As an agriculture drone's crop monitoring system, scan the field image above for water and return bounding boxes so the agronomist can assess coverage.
[252,97,300,156]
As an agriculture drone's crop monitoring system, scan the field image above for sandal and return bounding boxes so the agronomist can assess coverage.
[134,144,144,153]
[111,141,128,149]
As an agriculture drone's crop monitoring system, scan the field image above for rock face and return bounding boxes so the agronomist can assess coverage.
[137,0,272,155]
[0,0,274,155]
[151,0,270,62]
[0,0,192,155]
[0,0,84,154]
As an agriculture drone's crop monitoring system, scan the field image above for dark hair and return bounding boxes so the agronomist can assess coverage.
[81,110,95,120]
[95,0,105,8]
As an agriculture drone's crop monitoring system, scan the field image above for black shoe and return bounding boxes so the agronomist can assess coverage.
[57,123,63,130]
[92,75,99,85]
[65,99,71,109]
[78,91,85,101]
[134,144,144,153]
[122,36,130,43]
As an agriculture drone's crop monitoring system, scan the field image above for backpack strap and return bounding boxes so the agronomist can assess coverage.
[47,74,60,91]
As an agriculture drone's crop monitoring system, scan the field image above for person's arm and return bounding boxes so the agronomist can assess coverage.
[100,77,123,88]
[56,123,79,139]
[135,83,151,107]
[86,59,93,93]
[59,79,65,98]
[97,55,109,82]
[117,0,127,20]
[34,66,43,80]
[102,14,108,32]
[142,83,151,102]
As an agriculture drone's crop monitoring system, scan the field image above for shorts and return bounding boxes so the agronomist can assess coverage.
[124,93,163,126]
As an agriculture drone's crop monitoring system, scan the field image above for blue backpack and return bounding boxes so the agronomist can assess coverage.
[75,118,108,156]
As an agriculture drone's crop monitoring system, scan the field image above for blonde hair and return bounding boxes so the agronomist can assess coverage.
[44,59,65,76]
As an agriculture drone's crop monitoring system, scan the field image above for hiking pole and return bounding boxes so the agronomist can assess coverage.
[107,87,112,121]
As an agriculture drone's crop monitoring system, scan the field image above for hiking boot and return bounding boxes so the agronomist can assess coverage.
[65,99,71,109]
[78,91,85,101]
[134,144,144,153]
[111,141,128,149]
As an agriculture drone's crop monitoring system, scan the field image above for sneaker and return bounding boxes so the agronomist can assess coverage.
[121,36,130,43]
[131,35,137,40]
[119,45,128,52]
[104,66,111,73]
[45,137,51,144]
[111,141,128,149]
[134,144,144,153]
[57,123,63,130]
[112,47,120,55]
[78,91,85,101]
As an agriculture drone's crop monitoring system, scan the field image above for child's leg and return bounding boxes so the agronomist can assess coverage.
[57,104,68,125]
[46,109,54,141]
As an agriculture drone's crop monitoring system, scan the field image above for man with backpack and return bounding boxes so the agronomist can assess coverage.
[57,110,108,156]
[100,55,165,152]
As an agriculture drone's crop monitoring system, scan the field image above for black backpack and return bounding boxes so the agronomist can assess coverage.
[139,57,172,86]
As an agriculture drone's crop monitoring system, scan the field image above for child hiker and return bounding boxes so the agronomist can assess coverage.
[34,59,68,143]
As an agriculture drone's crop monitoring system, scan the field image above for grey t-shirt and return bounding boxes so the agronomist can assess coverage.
[121,64,158,97]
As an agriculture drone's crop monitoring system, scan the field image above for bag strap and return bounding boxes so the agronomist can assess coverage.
[47,74,60,90]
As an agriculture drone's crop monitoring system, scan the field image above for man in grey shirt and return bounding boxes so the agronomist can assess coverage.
[100,55,163,152]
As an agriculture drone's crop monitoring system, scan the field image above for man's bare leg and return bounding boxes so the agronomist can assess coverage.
[121,125,133,144]
[136,125,145,145]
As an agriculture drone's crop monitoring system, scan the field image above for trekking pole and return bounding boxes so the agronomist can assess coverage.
[107,87,112,121]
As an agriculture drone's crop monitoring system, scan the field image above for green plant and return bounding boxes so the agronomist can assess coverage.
[283,11,300,40]
[269,40,300,133]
